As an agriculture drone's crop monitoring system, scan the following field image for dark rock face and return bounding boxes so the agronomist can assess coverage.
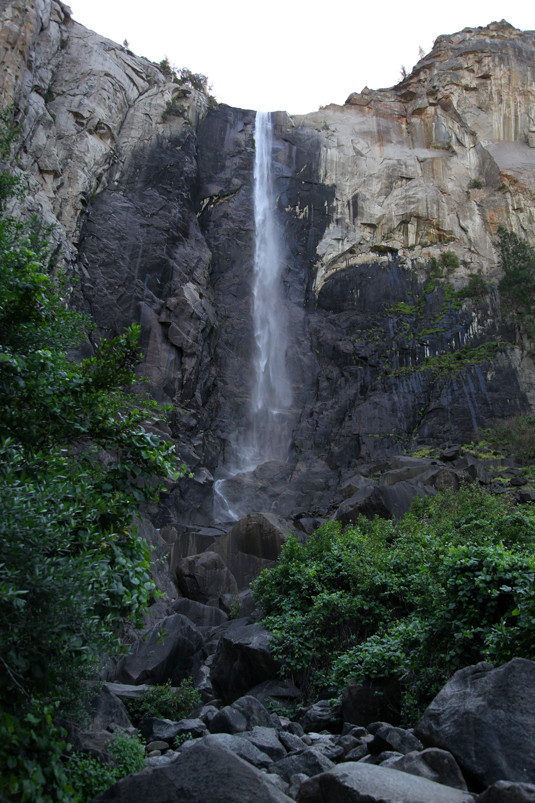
[415,659,535,788]
[74,99,529,529]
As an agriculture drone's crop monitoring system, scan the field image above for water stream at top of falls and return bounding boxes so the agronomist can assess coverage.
[213,111,292,522]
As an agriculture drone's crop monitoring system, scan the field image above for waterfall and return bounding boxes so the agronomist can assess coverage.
[242,110,292,468]
[213,110,292,521]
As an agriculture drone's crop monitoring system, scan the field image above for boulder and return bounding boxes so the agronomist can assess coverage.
[86,685,133,732]
[191,732,273,770]
[279,730,307,753]
[114,614,203,685]
[139,717,208,742]
[238,726,287,762]
[342,677,401,726]
[219,588,257,618]
[247,679,302,711]
[296,762,475,802]
[272,748,335,784]
[300,700,342,734]
[415,659,535,787]
[391,748,468,790]
[92,739,294,802]
[210,512,291,590]
[211,623,280,703]
[370,724,423,755]
[476,781,535,802]
[175,551,238,605]
[232,695,275,729]
[231,512,292,561]
[335,482,426,524]
[209,705,248,735]
[171,597,228,627]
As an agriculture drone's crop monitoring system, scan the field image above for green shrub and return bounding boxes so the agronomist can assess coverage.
[481,413,535,464]
[497,227,535,341]
[427,250,460,277]
[456,272,488,300]
[67,733,144,802]
[468,177,484,189]
[162,97,189,122]
[124,679,201,724]
[0,109,184,798]
[0,704,73,802]
[253,486,535,722]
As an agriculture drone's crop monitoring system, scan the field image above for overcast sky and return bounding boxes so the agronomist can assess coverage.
[67,1,534,115]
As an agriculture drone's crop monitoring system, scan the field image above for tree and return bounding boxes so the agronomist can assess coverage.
[0,109,183,800]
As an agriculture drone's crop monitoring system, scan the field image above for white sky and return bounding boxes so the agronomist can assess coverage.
[67,1,534,115]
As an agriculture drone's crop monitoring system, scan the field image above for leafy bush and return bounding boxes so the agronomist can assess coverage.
[0,704,73,802]
[497,227,535,340]
[253,486,535,722]
[175,67,210,93]
[427,249,460,277]
[67,733,144,802]
[162,97,190,123]
[124,679,201,725]
[0,109,183,798]
[468,177,484,189]
[481,413,535,464]
[456,272,488,300]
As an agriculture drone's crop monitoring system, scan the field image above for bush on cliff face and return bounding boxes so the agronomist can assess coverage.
[0,111,182,800]
[497,226,535,341]
[253,485,535,722]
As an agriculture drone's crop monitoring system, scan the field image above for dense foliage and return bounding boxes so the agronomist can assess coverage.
[497,226,535,340]
[0,111,182,800]
[123,679,201,725]
[253,486,535,722]
[66,734,145,802]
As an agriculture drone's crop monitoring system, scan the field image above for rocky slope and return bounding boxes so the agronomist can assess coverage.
[2,3,535,530]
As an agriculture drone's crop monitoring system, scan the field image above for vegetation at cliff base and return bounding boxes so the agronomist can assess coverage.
[253,485,535,722]
[0,110,183,800]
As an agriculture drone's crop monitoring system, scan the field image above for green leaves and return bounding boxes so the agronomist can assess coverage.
[497,227,535,342]
[254,486,535,722]
[0,109,187,799]
[123,678,201,724]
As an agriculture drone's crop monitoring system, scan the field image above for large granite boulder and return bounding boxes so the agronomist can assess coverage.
[171,597,228,628]
[92,739,294,802]
[296,762,474,802]
[415,659,535,787]
[175,551,238,605]
[335,482,427,524]
[114,614,203,685]
[211,623,280,703]
[210,512,292,589]
[476,781,535,802]
[391,748,468,791]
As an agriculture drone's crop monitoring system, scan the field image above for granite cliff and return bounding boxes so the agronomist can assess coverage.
[2,2,535,528]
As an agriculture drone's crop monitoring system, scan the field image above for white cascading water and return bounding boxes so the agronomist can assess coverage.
[213,110,292,520]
